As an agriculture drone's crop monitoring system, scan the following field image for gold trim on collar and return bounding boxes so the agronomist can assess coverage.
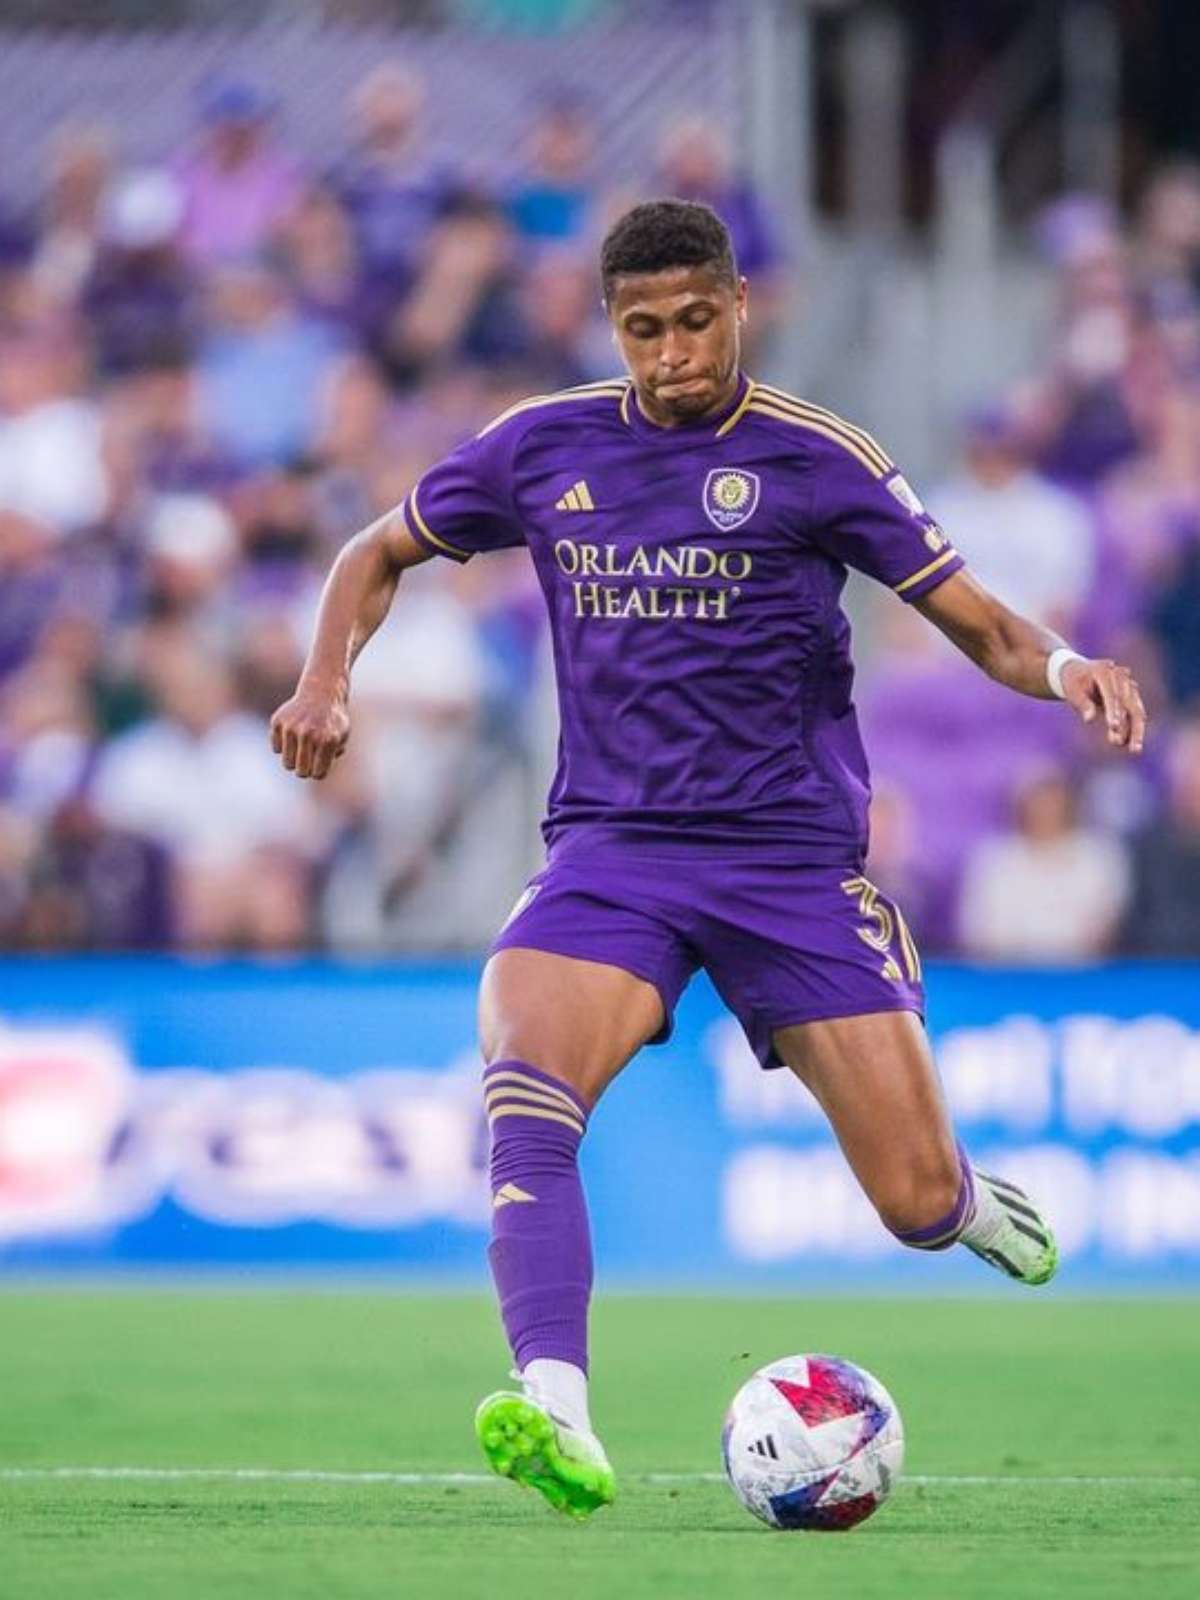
[714,380,757,438]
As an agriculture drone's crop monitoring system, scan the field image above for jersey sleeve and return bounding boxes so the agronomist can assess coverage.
[399,413,525,563]
[805,442,965,602]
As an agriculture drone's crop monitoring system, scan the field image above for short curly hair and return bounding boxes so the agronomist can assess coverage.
[600,199,736,302]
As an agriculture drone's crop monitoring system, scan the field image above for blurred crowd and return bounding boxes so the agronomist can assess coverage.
[862,178,1200,961]
[0,65,1197,963]
[0,66,786,954]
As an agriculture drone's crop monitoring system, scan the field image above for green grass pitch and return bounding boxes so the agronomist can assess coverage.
[1,1291,1196,1599]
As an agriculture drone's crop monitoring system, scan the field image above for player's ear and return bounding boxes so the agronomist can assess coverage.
[735,275,749,325]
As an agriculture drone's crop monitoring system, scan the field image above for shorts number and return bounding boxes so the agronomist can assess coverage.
[839,876,921,985]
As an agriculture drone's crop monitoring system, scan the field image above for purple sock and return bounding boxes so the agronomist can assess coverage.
[484,1059,592,1374]
[892,1146,976,1251]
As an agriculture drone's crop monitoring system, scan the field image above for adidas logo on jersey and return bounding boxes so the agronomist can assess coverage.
[555,480,594,512]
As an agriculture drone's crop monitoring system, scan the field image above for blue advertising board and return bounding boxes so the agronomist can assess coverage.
[0,958,1197,1285]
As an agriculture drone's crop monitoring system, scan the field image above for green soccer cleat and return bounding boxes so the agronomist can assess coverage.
[963,1169,1059,1287]
[475,1390,616,1520]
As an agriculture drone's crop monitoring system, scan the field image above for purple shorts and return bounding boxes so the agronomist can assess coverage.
[491,831,925,1069]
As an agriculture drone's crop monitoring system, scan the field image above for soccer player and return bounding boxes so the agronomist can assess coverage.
[271,201,1147,1520]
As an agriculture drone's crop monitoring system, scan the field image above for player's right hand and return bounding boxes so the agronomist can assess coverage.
[270,686,351,780]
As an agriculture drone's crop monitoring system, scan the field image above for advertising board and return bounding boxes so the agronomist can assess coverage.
[1,959,1197,1284]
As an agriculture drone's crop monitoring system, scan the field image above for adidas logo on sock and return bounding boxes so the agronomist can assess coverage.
[493,1182,537,1209]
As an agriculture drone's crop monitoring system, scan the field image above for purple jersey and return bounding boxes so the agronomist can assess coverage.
[400,374,964,861]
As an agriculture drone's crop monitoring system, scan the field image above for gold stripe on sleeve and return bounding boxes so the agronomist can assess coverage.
[619,385,633,426]
[477,381,628,438]
[483,1070,584,1118]
[755,385,894,475]
[893,548,958,594]
[747,402,885,477]
[487,1103,586,1135]
[407,483,472,560]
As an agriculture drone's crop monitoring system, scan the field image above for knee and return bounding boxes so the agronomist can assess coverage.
[875,1155,966,1243]
[477,995,588,1086]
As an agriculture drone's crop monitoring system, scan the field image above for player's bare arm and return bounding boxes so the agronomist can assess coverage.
[914,567,1147,754]
[270,508,431,780]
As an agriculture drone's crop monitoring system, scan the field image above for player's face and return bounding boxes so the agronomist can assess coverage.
[608,266,747,426]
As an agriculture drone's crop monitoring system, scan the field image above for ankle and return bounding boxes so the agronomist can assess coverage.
[522,1356,592,1434]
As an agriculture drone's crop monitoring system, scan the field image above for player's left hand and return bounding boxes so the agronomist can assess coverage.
[1060,657,1147,754]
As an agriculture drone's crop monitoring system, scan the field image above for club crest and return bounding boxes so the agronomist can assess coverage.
[703,468,760,531]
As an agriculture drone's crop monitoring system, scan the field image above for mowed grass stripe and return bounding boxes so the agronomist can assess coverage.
[2,1465,1196,1487]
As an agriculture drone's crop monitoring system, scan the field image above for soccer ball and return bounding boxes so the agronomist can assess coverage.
[722,1353,904,1531]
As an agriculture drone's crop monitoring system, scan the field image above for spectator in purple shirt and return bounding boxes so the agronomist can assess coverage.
[330,64,456,290]
[20,792,174,951]
[858,604,1073,949]
[175,80,301,268]
[106,356,238,498]
[1016,197,1144,488]
[1121,718,1200,955]
[0,513,72,680]
[82,169,197,377]
[276,183,368,339]
[1093,370,1200,655]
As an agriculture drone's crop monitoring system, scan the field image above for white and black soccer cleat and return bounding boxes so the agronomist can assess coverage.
[962,1169,1059,1287]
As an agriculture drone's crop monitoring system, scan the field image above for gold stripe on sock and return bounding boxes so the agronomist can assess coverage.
[484,1083,586,1124]
[487,1102,585,1136]
[484,1070,584,1119]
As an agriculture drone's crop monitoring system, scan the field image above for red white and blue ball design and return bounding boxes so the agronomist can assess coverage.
[722,1354,904,1530]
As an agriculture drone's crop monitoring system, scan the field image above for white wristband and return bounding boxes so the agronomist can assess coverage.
[1046,647,1086,699]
